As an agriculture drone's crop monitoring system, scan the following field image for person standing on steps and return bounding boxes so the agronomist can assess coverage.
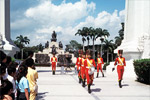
[75,50,82,83]
[113,50,126,88]
[96,53,104,78]
[51,53,57,75]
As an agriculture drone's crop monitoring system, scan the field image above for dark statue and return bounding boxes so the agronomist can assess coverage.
[51,31,57,42]
[51,45,57,54]
[59,41,63,49]
[65,45,69,52]
[45,41,49,48]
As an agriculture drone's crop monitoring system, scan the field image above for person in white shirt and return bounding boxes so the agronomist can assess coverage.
[7,64,17,100]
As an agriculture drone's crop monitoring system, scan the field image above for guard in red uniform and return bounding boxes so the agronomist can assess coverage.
[51,54,57,75]
[75,50,82,83]
[80,52,86,87]
[96,53,104,78]
[113,50,126,88]
[84,50,96,93]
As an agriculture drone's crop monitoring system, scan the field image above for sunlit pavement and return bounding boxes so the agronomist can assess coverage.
[36,67,150,100]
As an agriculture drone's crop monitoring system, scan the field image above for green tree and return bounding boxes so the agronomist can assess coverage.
[16,35,30,59]
[115,22,124,47]
[70,40,82,51]
[75,28,86,51]
[103,39,114,63]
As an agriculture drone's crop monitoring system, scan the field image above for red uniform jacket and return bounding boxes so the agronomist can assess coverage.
[51,57,57,63]
[114,57,126,66]
[97,57,104,65]
[76,57,81,66]
[84,59,96,69]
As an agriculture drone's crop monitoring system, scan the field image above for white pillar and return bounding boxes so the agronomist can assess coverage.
[0,0,19,56]
[115,0,150,60]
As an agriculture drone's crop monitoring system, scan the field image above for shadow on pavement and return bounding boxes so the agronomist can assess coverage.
[91,88,101,92]
[122,84,129,87]
[37,70,62,73]
[36,92,48,100]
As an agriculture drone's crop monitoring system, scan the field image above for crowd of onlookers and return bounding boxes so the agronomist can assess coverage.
[0,50,38,100]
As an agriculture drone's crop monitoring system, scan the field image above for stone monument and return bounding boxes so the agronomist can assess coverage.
[33,31,76,66]
[107,0,150,79]
[0,0,19,56]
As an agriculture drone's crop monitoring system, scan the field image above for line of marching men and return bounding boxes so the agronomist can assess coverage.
[75,49,126,94]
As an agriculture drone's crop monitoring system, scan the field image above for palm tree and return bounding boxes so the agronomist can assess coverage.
[115,36,122,47]
[89,27,99,59]
[16,35,30,59]
[103,39,114,63]
[115,22,124,48]
[82,27,90,48]
[119,22,124,40]
[75,29,86,51]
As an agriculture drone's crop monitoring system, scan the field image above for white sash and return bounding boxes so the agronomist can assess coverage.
[118,57,124,65]
[98,58,102,64]
[86,59,92,68]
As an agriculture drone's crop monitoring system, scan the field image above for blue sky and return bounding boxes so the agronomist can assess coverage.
[10,0,125,46]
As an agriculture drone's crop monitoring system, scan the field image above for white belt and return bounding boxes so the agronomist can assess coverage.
[86,66,91,69]
[118,64,124,66]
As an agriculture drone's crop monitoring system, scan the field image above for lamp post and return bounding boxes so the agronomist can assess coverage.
[100,37,104,56]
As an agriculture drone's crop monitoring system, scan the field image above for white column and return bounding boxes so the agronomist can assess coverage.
[115,0,150,60]
[0,0,19,56]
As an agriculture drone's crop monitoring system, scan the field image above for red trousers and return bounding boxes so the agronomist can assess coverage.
[97,64,103,73]
[52,62,56,71]
[85,68,94,85]
[77,65,81,78]
[81,67,85,80]
[117,65,124,81]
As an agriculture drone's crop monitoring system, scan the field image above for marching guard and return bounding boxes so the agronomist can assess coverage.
[84,50,96,93]
[51,53,57,75]
[96,53,104,78]
[75,50,82,83]
[113,50,126,88]
[80,52,86,87]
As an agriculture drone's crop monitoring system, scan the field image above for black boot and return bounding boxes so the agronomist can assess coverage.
[119,80,122,88]
[53,71,55,75]
[88,84,91,93]
[82,79,85,87]
[79,78,82,83]
[96,73,99,78]
[102,73,104,77]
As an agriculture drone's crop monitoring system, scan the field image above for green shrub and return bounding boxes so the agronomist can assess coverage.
[133,59,150,84]
[103,62,110,70]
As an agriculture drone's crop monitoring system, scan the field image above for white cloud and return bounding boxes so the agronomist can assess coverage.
[25,0,95,26]
[75,10,125,45]
[11,0,125,47]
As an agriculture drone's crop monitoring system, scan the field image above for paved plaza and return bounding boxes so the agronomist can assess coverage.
[36,67,150,100]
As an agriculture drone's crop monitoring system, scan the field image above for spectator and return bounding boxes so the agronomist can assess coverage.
[16,65,30,100]
[20,51,34,66]
[0,51,8,80]
[0,50,7,63]
[0,80,13,100]
[7,64,17,100]
[26,58,38,100]
[6,56,12,66]
[0,64,6,85]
